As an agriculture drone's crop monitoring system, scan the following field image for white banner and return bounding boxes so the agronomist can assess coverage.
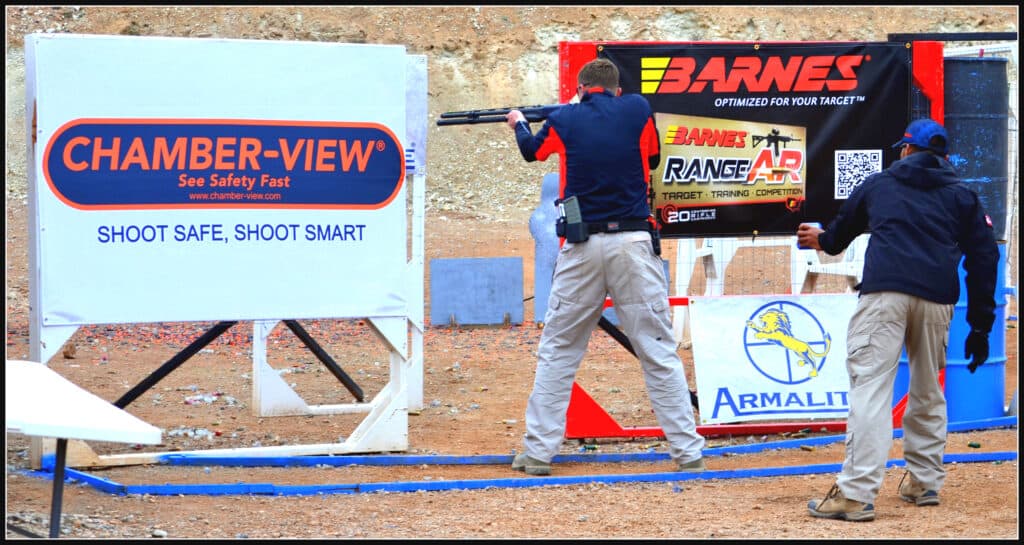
[27,34,409,325]
[405,55,428,175]
[690,294,857,424]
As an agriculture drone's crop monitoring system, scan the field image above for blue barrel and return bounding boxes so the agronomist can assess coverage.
[893,243,1008,422]
[944,57,1010,242]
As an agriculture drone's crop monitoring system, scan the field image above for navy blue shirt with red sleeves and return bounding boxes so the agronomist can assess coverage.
[513,89,661,223]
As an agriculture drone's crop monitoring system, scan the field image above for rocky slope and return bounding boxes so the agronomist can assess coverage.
[5,6,1018,221]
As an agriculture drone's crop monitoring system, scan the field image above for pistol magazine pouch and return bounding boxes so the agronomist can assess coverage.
[556,218,589,243]
[555,196,588,243]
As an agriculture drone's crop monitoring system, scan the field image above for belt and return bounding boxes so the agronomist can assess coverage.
[586,219,651,234]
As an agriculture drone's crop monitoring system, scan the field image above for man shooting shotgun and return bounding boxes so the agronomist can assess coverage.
[496,58,707,477]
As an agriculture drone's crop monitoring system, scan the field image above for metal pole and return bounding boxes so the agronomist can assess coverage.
[114,321,237,409]
[596,315,699,409]
[48,438,68,538]
[283,320,364,402]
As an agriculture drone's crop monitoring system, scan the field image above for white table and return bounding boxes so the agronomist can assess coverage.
[5,360,162,538]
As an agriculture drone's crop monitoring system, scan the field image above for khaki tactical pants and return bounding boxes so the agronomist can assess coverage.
[837,291,952,504]
[522,231,705,464]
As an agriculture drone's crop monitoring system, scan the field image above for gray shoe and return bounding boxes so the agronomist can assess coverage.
[808,484,875,522]
[676,457,706,472]
[511,452,551,475]
[898,471,940,506]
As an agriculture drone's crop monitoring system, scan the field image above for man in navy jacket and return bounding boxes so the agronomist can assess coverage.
[799,118,998,521]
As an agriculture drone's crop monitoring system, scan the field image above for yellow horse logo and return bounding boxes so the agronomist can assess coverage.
[746,309,831,378]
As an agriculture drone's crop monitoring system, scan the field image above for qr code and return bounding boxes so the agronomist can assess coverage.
[834,150,882,199]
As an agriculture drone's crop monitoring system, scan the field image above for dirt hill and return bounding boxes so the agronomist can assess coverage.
[4,5,1019,221]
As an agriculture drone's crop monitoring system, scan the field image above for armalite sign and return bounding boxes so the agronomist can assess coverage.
[690,294,858,424]
[559,42,929,238]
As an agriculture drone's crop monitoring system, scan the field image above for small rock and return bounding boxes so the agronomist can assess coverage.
[152,528,168,538]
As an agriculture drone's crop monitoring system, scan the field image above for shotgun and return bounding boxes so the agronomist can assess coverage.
[436,104,562,126]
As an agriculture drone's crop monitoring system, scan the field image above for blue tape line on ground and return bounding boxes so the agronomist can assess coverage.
[64,468,127,495]
[125,482,279,496]
[942,451,1017,463]
[19,468,127,495]
[49,451,1016,497]
[19,417,1016,498]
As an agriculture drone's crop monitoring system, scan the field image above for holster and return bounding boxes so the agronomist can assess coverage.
[555,196,589,243]
[556,217,589,243]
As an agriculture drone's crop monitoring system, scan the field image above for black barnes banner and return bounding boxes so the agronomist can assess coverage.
[600,42,910,237]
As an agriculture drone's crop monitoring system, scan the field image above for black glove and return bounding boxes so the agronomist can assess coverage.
[964,330,989,373]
